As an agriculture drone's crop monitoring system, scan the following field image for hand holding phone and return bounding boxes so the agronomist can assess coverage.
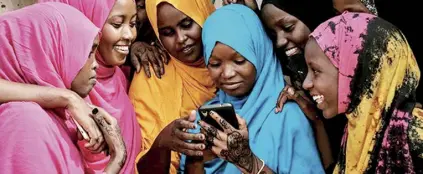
[198,103,239,131]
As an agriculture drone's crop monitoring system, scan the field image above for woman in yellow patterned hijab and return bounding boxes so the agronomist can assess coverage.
[304,12,423,173]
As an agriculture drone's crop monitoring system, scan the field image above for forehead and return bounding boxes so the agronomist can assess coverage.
[157,3,187,27]
[110,0,137,16]
[261,4,292,25]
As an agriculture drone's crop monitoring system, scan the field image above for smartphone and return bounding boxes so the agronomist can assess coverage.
[198,103,239,131]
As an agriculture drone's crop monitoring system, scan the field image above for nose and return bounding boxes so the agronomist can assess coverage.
[302,71,313,90]
[122,26,135,41]
[92,57,99,71]
[276,31,288,49]
[222,64,236,80]
[176,30,188,44]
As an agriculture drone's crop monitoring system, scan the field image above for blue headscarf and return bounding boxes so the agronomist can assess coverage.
[180,5,323,173]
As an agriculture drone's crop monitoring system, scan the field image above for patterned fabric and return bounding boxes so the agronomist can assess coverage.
[311,12,423,173]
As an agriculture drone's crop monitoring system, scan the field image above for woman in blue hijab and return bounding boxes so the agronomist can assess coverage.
[179,4,323,174]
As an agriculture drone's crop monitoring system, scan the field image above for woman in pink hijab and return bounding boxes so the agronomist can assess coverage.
[0,0,141,173]
[0,2,125,173]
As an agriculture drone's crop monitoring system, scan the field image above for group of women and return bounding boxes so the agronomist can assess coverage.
[0,0,421,174]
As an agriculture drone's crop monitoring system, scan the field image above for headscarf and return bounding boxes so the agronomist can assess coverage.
[129,0,216,173]
[0,2,98,172]
[37,0,142,173]
[180,5,323,173]
[311,12,423,173]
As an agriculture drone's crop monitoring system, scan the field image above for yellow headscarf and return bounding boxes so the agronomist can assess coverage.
[311,12,423,173]
[129,0,216,173]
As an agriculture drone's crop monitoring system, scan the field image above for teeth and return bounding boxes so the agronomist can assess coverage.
[115,46,129,52]
[285,47,298,57]
[313,95,324,104]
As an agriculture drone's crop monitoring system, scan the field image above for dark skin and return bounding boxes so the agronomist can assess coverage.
[137,3,209,173]
[130,0,169,79]
[186,43,273,174]
[302,39,339,119]
[157,3,204,67]
[223,1,334,168]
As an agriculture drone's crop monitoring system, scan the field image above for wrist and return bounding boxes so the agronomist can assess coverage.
[59,89,81,109]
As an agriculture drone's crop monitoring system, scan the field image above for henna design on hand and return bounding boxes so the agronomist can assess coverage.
[220,131,254,173]
[220,118,231,130]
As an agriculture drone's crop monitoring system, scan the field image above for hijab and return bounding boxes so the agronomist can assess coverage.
[311,12,423,173]
[0,3,99,173]
[180,5,323,173]
[37,0,142,173]
[129,0,216,173]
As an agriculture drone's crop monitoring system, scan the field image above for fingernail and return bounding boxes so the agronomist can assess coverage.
[192,124,197,129]
[209,111,216,116]
[199,134,205,140]
[197,152,203,156]
[200,144,205,150]
[92,108,98,115]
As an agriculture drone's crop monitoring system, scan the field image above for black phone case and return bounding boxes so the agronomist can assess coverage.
[198,103,239,131]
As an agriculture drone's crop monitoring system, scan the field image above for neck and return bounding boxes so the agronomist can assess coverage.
[184,56,206,68]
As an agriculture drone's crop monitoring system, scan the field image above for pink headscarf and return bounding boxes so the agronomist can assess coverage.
[0,2,98,94]
[37,0,142,173]
[310,12,373,114]
[0,2,98,172]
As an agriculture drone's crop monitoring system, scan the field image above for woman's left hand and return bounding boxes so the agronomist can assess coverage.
[198,111,257,173]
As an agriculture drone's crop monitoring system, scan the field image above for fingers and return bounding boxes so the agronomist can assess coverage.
[179,148,203,157]
[198,120,225,141]
[187,110,197,122]
[158,47,169,65]
[91,141,106,154]
[141,53,151,78]
[130,48,141,73]
[235,114,247,130]
[174,128,205,141]
[175,118,196,130]
[209,111,235,132]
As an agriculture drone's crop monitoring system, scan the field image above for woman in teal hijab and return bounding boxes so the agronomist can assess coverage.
[180,4,323,174]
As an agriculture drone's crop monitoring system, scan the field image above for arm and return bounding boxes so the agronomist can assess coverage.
[136,138,172,174]
[0,79,78,109]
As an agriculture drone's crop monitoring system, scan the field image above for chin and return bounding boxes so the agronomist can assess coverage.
[322,109,337,119]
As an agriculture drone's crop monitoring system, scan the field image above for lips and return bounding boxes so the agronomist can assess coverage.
[285,47,300,57]
[180,44,194,54]
[221,82,242,90]
[114,45,129,55]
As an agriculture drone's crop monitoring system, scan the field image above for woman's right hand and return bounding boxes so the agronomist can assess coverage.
[66,93,105,153]
[276,85,319,121]
[130,41,169,78]
[91,107,127,174]
[156,110,207,156]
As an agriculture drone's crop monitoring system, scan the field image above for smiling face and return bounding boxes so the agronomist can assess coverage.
[207,42,256,97]
[261,4,310,58]
[156,2,203,65]
[98,0,137,67]
[302,38,339,118]
[71,35,100,98]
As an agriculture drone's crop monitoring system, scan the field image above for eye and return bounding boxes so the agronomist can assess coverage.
[130,20,137,28]
[159,28,174,37]
[284,24,294,32]
[180,18,193,29]
[208,62,221,68]
[234,59,246,65]
[111,23,122,28]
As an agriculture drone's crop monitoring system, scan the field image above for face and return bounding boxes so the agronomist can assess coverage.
[71,35,100,98]
[332,0,370,14]
[208,43,256,97]
[302,39,338,118]
[98,0,137,67]
[261,4,310,58]
[157,3,203,65]
[136,0,147,31]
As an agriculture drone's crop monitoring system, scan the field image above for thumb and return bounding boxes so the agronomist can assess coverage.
[187,110,197,122]
[236,114,247,130]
